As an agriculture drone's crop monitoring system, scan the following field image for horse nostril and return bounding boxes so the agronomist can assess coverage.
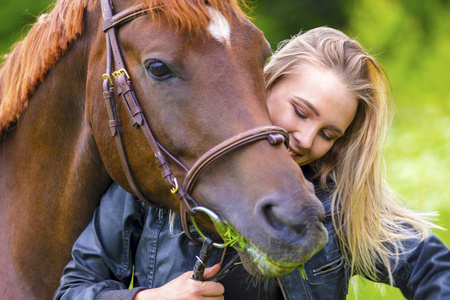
[263,205,286,232]
[261,204,306,236]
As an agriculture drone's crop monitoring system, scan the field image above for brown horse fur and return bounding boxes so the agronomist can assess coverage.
[0,0,328,299]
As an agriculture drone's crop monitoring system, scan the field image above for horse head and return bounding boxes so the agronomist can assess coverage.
[88,0,328,278]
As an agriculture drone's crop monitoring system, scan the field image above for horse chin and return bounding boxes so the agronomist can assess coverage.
[237,243,303,278]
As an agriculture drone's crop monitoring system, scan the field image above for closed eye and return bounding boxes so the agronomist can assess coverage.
[321,129,341,142]
[293,105,307,119]
[321,131,332,142]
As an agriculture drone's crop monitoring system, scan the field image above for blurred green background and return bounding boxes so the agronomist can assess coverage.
[1,0,448,298]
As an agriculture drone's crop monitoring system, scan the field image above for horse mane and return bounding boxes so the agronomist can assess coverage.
[142,0,249,32]
[0,0,249,133]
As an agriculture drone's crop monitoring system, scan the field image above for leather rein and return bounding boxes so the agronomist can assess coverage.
[100,0,288,263]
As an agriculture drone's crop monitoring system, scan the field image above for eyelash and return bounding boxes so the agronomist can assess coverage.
[293,105,307,119]
[321,131,332,142]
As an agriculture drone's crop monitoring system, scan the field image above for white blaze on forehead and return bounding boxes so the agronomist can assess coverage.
[206,6,231,46]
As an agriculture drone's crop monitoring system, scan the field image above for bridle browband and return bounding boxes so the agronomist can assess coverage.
[100,0,288,249]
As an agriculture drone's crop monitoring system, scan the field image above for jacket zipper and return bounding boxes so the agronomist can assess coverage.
[312,255,344,276]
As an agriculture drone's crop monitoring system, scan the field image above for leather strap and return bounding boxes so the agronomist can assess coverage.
[101,0,166,208]
[207,252,241,282]
[102,4,150,32]
[184,126,289,193]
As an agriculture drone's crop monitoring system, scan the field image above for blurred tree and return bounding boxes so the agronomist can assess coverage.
[249,0,348,48]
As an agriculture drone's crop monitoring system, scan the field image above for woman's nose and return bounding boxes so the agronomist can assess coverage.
[292,130,314,153]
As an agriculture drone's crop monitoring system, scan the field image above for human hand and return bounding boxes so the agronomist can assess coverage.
[134,264,224,299]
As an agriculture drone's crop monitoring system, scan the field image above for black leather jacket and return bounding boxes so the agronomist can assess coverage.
[54,180,450,299]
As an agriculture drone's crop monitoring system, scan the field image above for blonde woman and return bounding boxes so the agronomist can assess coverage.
[55,27,450,300]
[264,26,449,299]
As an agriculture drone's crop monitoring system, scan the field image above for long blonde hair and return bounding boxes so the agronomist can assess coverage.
[265,27,436,283]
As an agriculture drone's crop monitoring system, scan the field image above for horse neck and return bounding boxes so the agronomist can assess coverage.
[1,14,110,208]
[0,9,112,298]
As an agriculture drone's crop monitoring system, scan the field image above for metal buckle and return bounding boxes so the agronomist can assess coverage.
[190,206,228,248]
[170,177,179,194]
[112,68,130,79]
[102,74,114,86]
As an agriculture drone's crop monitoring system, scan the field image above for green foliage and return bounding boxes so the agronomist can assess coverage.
[1,0,448,298]
[248,0,347,48]
[0,0,52,56]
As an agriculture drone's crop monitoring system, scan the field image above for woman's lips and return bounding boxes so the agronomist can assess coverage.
[288,149,298,159]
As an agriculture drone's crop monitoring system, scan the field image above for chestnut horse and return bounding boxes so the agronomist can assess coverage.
[0,0,327,298]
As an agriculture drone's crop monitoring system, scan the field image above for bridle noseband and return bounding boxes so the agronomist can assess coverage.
[100,0,288,260]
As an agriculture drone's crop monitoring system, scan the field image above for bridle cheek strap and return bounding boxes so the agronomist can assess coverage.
[100,0,289,245]
[101,0,167,209]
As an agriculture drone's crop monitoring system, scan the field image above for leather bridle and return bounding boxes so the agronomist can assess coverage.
[100,0,288,250]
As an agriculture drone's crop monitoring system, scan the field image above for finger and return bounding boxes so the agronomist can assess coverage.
[203,263,222,280]
[196,281,225,297]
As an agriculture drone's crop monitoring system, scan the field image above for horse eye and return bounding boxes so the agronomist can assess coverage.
[145,59,173,80]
